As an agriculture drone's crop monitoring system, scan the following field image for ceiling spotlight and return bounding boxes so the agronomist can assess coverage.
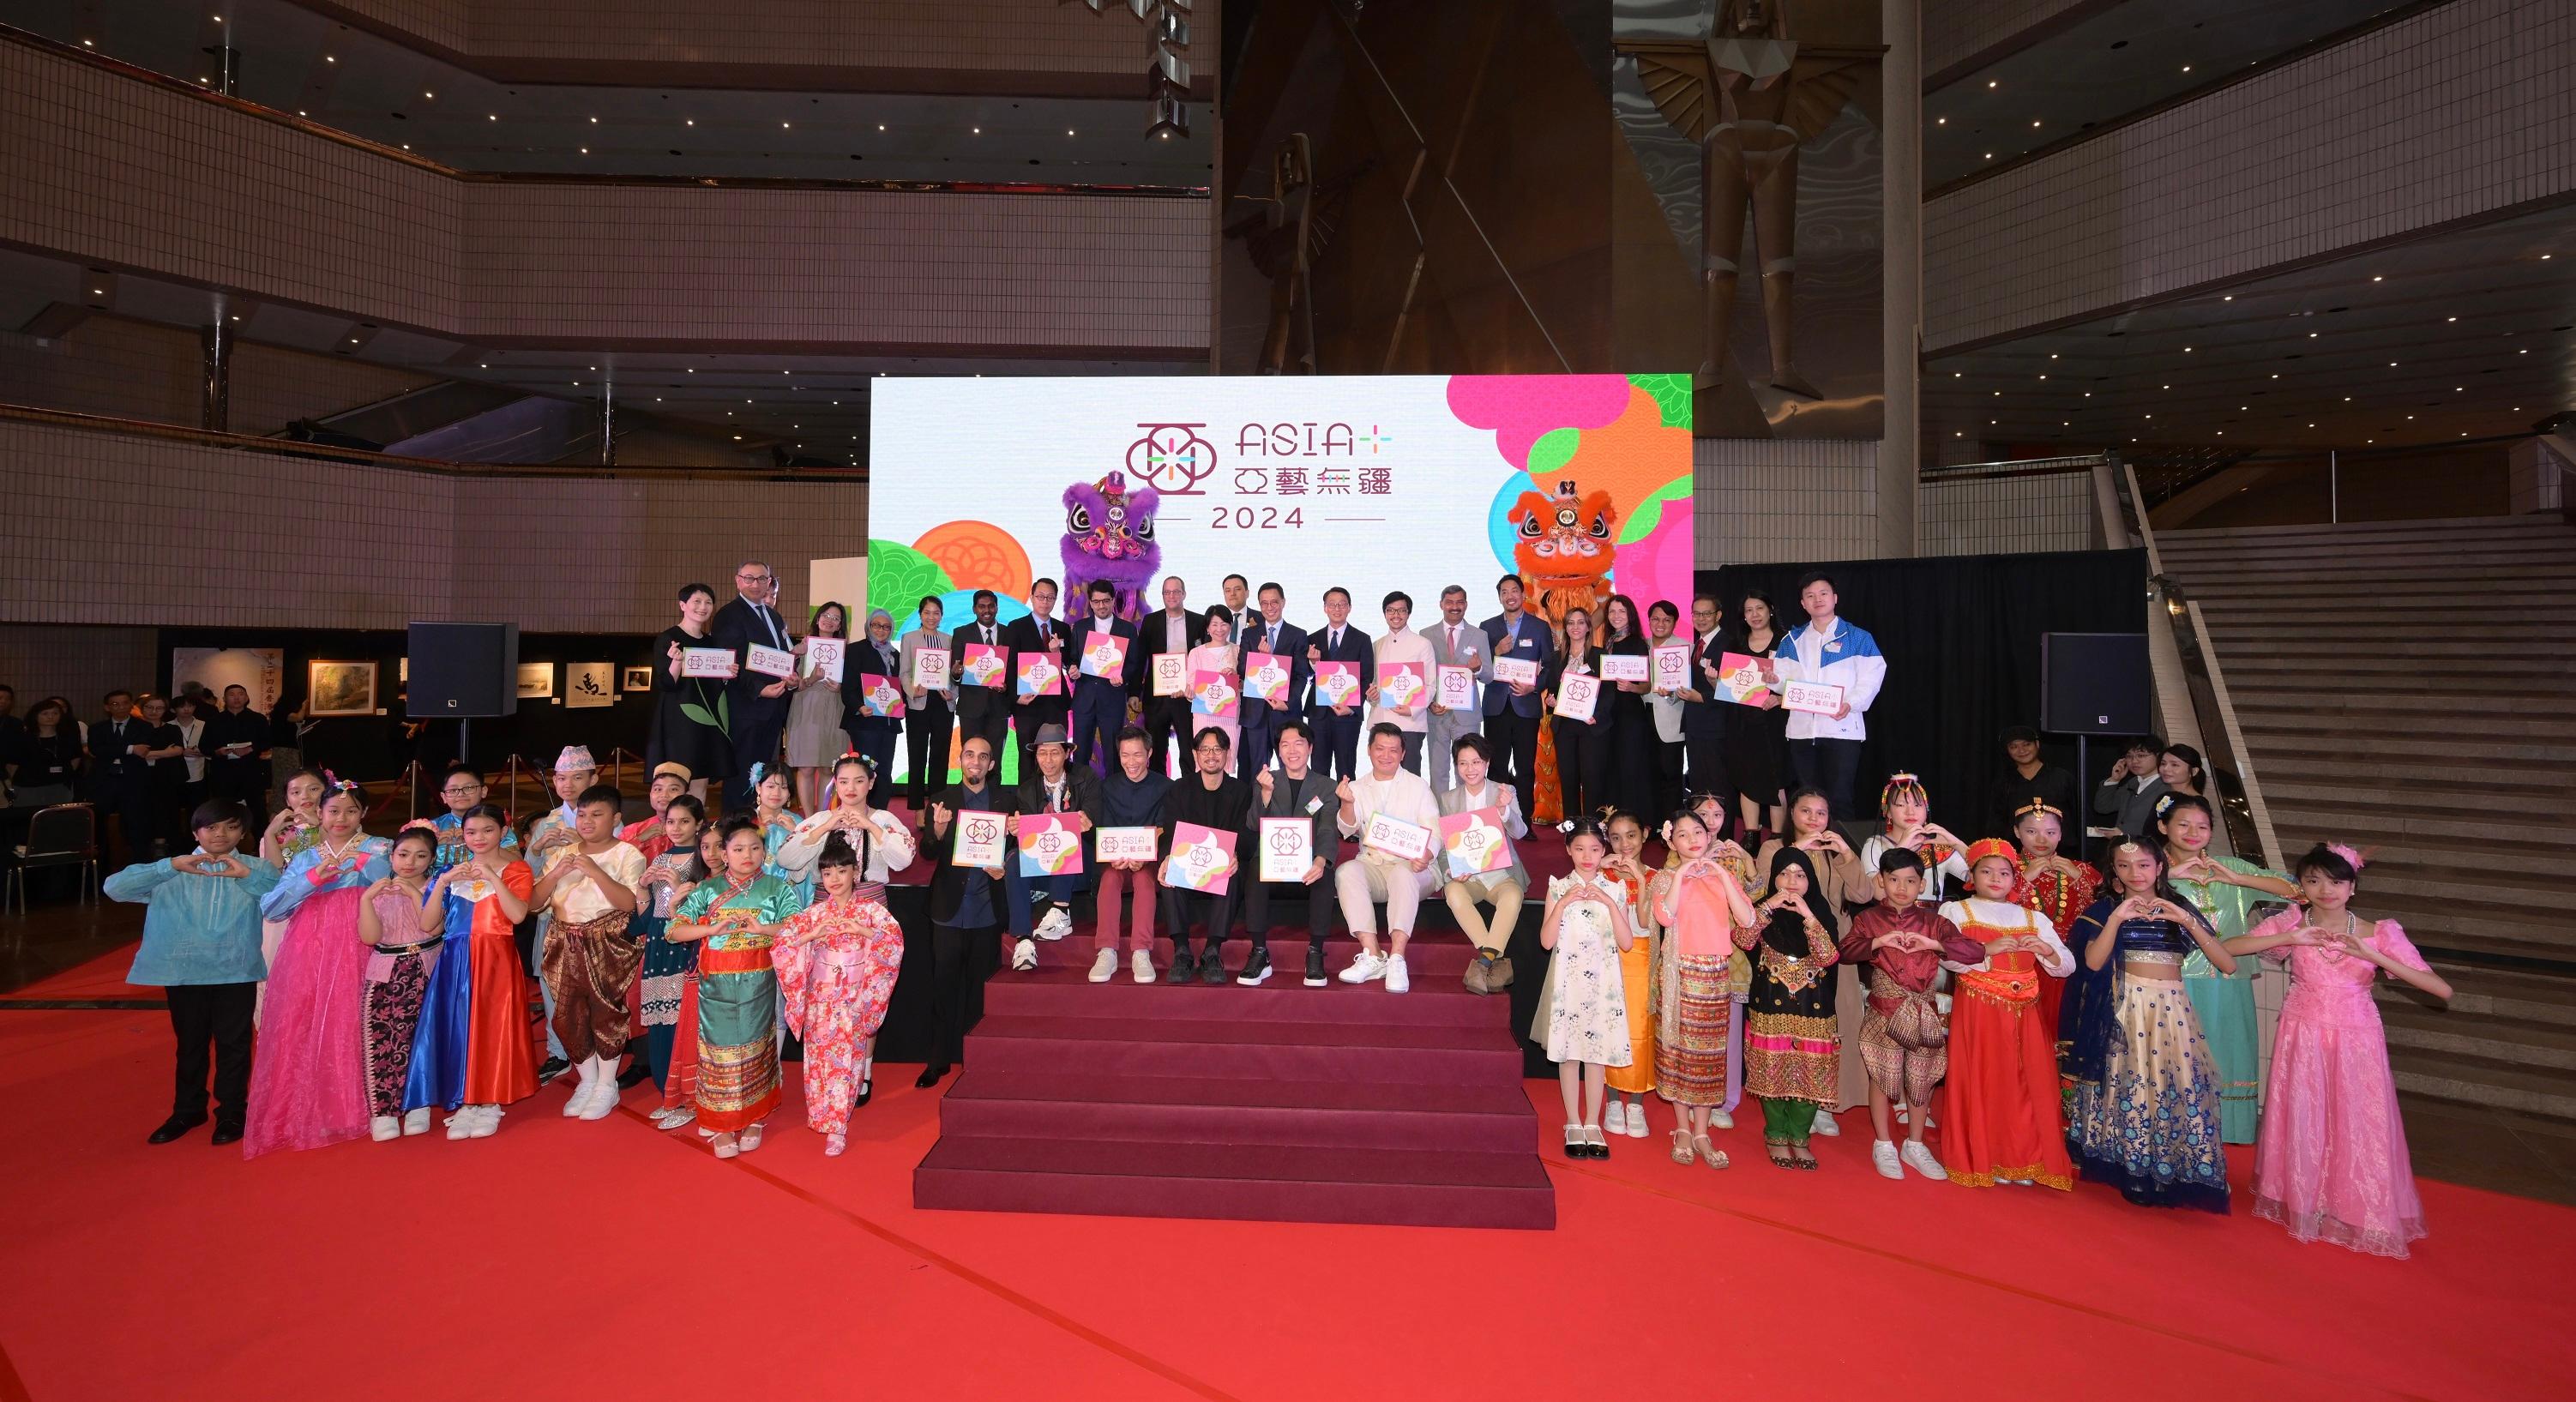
[2181,64,2191,73]
[589,116,599,123]
[781,122,791,129]
[2372,274,2383,282]
[489,114,497,120]
[2031,120,2040,129]
[686,118,695,126]
[424,91,435,99]
[325,54,335,63]
[878,123,887,131]
[1988,80,1997,89]
[1936,117,1947,125]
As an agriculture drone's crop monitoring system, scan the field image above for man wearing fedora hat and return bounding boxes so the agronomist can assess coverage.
[1003,724,1098,972]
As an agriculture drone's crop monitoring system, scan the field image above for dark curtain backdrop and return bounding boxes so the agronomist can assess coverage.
[1701,549,2150,840]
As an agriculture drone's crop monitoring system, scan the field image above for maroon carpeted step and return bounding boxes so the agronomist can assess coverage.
[965,1013,1526,1084]
[982,966,1512,1026]
[937,1068,1539,1151]
[1026,932,1494,977]
[912,1134,1557,1230]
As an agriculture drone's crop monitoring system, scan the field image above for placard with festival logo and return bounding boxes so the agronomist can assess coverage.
[1080,630,1129,683]
[1243,651,1291,707]
[950,809,1006,868]
[1016,653,1064,698]
[1014,814,1084,875]
[1162,822,1238,894]
[960,642,1008,689]
[1439,808,1516,879]
[1258,816,1313,882]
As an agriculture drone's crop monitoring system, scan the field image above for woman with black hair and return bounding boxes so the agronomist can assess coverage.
[652,581,731,803]
[1598,593,1655,819]
[2158,742,2207,802]
[2231,844,2451,1257]
[2158,793,2296,1144]
[1540,605,1610,820]
[1720,589,1791,839]
[2060,839,2235,1211]
[1738,845,1842,1170]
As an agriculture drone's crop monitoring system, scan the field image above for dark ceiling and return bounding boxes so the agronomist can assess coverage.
[1923,203,2576,455]
[1925,0,2412,190]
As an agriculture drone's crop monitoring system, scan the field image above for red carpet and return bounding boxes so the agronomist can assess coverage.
[4,998,2573,1401]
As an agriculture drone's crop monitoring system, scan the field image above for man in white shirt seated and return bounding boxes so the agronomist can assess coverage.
[1332,724,1441,993]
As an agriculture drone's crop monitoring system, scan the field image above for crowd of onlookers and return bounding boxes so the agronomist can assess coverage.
[0,681,304,869]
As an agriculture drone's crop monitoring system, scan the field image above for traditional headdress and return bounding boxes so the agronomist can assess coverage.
[1878,771,1927,814]
[2012,798,2062,824]
[651,761,693,783]
[1964,838,2019,872]
[554,745,596,774]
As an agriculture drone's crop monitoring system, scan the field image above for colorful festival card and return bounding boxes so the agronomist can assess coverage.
[1162,823,1238,895]
[1258,817,1313,882]
[1243,652,1291,707]
[1554,671,1600,724]
[1313,661,1361,708]
[1651,642,1692,691]
[1377,661,1427,710]
[1016,653,1064,698]
[1190,668,1239,718]
[1014,813,1084,875]
[857,674,906,719]
[960,643,1008,689]
[1716,652,1779,707]
[1094,826,1159,865]
[1080,630,1129,683]
[1439,807,1514,879]
[950,810,1006,868]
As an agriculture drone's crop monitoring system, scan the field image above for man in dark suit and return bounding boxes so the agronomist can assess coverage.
[201,684,269,829]
[1303,586,1374,779]
[1480,573,1555,819]
[712,560,798,808]
[1002,577,1069,774]
[948,590,1012,779]
[1003,724,1099,972]
[90,689,159,869]
[1216,574,1262,646]
[918,733,1014,1087]
[1137,575,1205,777]
[1067,579,1137,773]
[1237,581,1308,776]
[1677,593,1735,809]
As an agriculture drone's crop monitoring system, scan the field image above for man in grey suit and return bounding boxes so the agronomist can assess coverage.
[1480,573,1554,820]
[1420,584,1489,792]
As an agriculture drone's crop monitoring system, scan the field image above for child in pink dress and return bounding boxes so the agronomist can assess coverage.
[2230,843,2453,1258]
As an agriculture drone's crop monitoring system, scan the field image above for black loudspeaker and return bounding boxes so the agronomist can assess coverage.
[2041,632,2152,736]
[408,623,520,718]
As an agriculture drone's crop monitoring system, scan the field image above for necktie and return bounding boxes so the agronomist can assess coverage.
[1267,623,1278,651]
[1447,624,1458,655]
[1331,629,1342,652]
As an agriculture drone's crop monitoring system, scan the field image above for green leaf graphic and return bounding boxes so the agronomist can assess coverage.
[1628,372,1692,430]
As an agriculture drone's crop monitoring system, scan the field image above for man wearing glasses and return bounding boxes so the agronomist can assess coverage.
[713,560,801,809]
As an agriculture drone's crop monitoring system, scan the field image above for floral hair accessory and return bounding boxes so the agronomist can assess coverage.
[2325,841,2367,871]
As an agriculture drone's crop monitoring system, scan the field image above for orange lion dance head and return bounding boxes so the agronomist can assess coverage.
[1511,478,1618,593]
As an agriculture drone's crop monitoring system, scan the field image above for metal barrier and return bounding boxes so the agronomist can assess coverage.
[1917,454,2108,557]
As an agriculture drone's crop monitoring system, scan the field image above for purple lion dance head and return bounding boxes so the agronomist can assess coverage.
[1061,470,1161,621]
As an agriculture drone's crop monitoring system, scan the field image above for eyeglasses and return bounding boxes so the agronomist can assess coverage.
[737,571,773,583]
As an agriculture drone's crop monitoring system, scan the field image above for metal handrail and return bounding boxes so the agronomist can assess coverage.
[0,403,865,481]
[2104,455,2278,867]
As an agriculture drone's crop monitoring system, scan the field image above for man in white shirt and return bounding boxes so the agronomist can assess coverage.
[1332,724,1441,993]
[1367,592,1437,775]
[1141,575,1204,776]
[527,781,646,1120]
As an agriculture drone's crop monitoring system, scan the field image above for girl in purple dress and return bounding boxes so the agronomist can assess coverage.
[2230,843,2453,1258]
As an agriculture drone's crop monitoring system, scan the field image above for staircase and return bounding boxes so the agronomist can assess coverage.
[2156,514,2576,1132]
[913,921,1555,1230]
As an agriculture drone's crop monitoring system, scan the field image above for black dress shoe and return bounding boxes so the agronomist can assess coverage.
[1165,949,1197,984]
[536,1056,571,1084]
[209,1121,244,1146]
[1199,947,1228,984]
[915,1064,948,1089]
[617,1060,653,1088]
[855,1074,874,1108]
[148,1112,208,1145]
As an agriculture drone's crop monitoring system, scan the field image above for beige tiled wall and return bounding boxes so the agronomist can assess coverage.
[1694,438,1882,566]
[326,0,1219,82]
[1,419,868,633]
[1924,0,2576,351]
[1923,0,2097,81]
[1,41,1209,355]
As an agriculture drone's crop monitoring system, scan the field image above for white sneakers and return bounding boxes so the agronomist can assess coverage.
[1012,938,1038,972]
[1033,907,1074,941]
[401,1106,432,1136]
[1811,1109,1841,1137]
[1604,1101,1628,1135]
[1900,1140,1949,1180]
[1624,1104,1649,1138]
[1131,949,1155,984]
[370,1116,400,1142]
[1709,1108,1733,1130]
[1382,954,1410,994]
[1088,948,1118,983]
[1871,1140,1905,1179]
[445,1104,501,1140]
[1338,951,1387,984]
[562,1056,619,1119]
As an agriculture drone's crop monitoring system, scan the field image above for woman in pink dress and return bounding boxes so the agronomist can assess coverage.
[2230,842,2453,1258]
[246,783,389,1157]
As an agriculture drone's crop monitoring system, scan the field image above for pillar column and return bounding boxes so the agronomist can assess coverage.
[1877,0,1922,557]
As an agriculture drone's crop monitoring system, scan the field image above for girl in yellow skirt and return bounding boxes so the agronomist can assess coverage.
[1601,810,1658,1140]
